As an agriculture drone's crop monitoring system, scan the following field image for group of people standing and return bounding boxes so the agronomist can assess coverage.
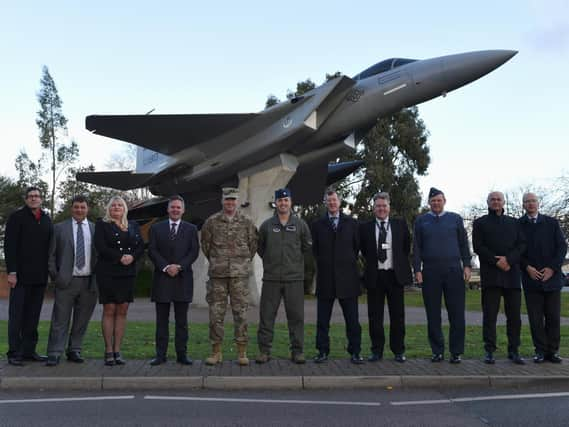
[4,184,567,368]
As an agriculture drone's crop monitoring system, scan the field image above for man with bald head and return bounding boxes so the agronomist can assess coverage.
[519,193,567,363]
[473,191,527,364]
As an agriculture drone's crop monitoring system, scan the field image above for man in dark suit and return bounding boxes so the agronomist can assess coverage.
[473,191,526,365]
[519,192,567,363]
[46,195,98,366]
[148,195,199,365]
[4,186,53,366]
[360,192,412,363]
[311,190,363,364]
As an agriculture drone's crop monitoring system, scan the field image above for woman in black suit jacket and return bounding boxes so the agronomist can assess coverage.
[94,196,144,366]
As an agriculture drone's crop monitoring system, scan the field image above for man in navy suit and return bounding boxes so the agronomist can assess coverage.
[360,192,413,363]
[148,195,199,365]
[519,192,567,363]
[311,190,363,364]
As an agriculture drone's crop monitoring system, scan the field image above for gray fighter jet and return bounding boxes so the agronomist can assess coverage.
[79,49,517,221]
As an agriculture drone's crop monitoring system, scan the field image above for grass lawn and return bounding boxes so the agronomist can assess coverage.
[1,321,567,361]
[360,288,569,316]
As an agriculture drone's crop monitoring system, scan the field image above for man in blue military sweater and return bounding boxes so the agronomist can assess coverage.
[413,187,472,363]
[519,192,567,363]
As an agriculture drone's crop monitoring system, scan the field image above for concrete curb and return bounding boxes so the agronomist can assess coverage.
[2,375,569,390]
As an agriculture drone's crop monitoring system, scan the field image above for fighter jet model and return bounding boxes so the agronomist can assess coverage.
[79,50,517,221]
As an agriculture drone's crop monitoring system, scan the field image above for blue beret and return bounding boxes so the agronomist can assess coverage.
[275,188,291,200]
[428,187,444,199]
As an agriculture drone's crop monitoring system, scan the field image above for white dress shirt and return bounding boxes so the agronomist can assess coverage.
[375,217,393,270]
[72,219,92,276]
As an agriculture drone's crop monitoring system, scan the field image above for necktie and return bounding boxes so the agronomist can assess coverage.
[377,221,387,263]
[531,217,536,224]
[75,221,85,269]
[169,222,177,240]
[330,216,338,232]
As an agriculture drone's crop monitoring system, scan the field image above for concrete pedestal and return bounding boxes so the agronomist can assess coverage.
[191,154,299,307]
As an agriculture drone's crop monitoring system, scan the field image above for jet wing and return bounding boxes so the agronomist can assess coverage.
[76,171,154,190]
[86,113,258,156]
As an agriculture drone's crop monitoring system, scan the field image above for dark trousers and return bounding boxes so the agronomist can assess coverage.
[422,264,465,355]
[7,284,46,358]
[154,302,189,358]
[47,277,97,357]
[316,296,361,355]
[482,287,521,353]
[524,290,561,355]
[367,270,405,356]
[258,280,304,355]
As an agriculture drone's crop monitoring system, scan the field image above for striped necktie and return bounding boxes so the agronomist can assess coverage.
[75,221,85,269]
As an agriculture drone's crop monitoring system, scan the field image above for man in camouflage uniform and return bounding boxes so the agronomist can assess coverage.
[201,188,258,365]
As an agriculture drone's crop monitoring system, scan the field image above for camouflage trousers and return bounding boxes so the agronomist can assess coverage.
[206,277,250,345]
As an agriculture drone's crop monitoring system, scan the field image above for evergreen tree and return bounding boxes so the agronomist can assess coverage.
[36,65,78,217]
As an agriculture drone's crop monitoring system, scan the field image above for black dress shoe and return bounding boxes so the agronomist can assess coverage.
[350,354,364,364]
[508,352,525,365]
[176,355,193,365]
[394,354,406,363]
[484,352,495,364]
[533,353,545,363]
[66,351,84,363]
[431,353,443,362]
[46,356,60,367]
[150,357,167,366]
[367,353,383,362]
[313,353,328,363]
[546,353,562,364]
[8,357,23,366]
[449,354,461,364]
[22,353,47,362]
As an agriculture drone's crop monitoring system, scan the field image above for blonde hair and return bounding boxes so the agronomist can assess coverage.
[103,196,129,230]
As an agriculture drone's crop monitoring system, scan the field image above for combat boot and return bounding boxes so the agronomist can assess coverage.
[205,343,223,365]
[237,343,249,366]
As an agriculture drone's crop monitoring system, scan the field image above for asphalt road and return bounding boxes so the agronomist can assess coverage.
[1,386,569,426]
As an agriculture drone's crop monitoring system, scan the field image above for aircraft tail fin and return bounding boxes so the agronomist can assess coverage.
[76,171,154,190]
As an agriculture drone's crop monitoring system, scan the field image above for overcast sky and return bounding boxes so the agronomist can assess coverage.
[1,0,567,213]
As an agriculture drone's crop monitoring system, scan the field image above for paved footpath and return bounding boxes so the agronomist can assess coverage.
[2,357,569,391]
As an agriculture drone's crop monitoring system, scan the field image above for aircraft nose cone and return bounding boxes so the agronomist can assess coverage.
[441,50,518,90]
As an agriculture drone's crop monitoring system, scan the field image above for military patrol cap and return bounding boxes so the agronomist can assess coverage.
[428,187,444,199]
[222,187,239,200]
[274,188,291,200]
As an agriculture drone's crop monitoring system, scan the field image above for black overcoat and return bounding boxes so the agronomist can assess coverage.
[473,210,526,289]
[311,213,361,299]
[4,206,53,286]
[148,220,199,303]
[519,214,567,292]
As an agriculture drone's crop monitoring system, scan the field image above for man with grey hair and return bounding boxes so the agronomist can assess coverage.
[473,191,526,365]
[519,192,567,363]
[360,192,412,362]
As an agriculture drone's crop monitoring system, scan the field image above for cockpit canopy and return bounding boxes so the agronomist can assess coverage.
[353,58,417,81]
